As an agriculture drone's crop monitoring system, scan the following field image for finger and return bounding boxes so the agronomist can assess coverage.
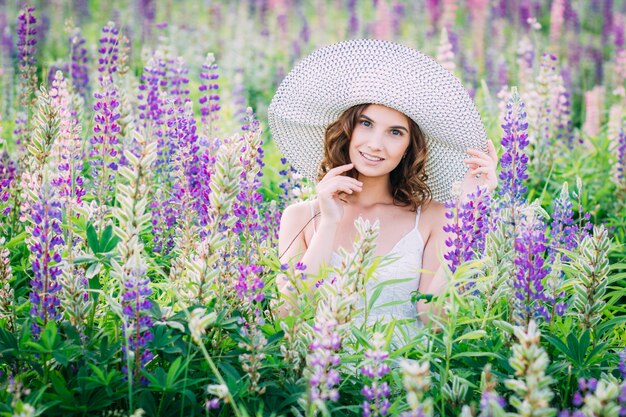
[470,167,492,175]
[487,140,498,162]
[328,176,363,189]
[464,157,492,166]
[326,163,354,178]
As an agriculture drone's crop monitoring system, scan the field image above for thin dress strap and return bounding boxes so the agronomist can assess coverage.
[414,206,422,230]
[310,200,318,232]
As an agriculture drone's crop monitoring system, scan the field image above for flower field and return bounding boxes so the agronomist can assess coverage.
[0,1,625,416]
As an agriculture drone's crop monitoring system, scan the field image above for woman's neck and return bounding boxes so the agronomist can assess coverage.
[347,173,393,208]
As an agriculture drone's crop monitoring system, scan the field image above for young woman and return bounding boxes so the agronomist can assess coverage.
[268,39,498,327]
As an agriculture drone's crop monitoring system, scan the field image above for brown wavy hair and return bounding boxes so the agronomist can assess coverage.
[317,103,431,211]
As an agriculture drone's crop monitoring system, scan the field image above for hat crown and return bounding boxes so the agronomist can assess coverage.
[269,39,487,202]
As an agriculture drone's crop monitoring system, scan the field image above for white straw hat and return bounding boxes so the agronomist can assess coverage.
[268,39,487,202]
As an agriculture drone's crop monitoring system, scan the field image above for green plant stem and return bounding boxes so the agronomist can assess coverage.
[195,337,244,417]
[179,348,194,417]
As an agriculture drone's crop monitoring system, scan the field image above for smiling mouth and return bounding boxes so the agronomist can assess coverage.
[360,151,385,162]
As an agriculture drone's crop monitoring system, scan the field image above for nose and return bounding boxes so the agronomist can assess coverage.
[367,129,384,151]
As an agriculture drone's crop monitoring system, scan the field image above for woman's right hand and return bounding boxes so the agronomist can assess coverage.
[315,163,363,224]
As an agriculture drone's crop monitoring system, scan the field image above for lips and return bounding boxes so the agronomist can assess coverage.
[359,151,385,162]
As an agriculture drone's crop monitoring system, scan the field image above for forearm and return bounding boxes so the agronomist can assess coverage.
[277,219,338,315]
[416,265,448,325]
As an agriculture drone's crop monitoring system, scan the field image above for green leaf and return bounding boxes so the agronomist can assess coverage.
[86,223,99,253]
[596,316,626,337]
[454,330,487,343]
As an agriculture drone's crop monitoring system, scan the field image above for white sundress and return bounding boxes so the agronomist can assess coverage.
[311,202,426,346]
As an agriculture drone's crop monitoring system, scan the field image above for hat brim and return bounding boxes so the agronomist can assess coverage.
[268,39,488,202]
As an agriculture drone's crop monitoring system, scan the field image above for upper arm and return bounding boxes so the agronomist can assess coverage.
[419,203,450,294]
[278,202,310,266]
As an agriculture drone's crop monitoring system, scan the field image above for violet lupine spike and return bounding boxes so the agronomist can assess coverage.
[29,187,65,337]
[617,129,626,185]
[348,0,359,37]
[549,183,578,262]
[198,53,220,139]
[360,333,391,417]
[0,151,16,218]
[50,72,86,211]
[307,319,342,404]
[16,5,37,106]
[232,110,265,253]
[138,54,168,174]
[68,28,89,98]
[443,186,492,274]
[498,88,530,206]
[121,266,154,384]
[235,264,266,306]
[96,22,120,85]
[512,213,551,325]
[89,22,121,206]
[168,56,191,106]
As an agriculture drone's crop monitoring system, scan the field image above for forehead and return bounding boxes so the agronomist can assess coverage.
[362,104,409,126]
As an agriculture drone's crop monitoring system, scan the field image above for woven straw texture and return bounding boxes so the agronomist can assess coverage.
[268,39,487,202]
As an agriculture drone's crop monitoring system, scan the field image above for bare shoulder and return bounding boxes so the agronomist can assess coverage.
[420,200,447,225]
[279,199,317,259]
[281,199,316,226]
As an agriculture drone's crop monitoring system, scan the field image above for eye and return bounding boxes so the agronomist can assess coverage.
[359,119,372,127]
[390,129,403,136]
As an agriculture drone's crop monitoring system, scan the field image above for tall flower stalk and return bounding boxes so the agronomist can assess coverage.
[15,5,38,154]
[29,184,65,337]
[110,131,157,388]
[443,185,491,274]
[571,225,610,333]
[90,22,121,214]
[499,87,530,207]
[504,320,555,417]
[512,208,551,326]
[199,53,220,140]
[399,360,433,417]
[0,238,15,332]
[360,333,391,417]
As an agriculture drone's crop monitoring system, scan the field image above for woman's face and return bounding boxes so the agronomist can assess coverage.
[348,104,411,179]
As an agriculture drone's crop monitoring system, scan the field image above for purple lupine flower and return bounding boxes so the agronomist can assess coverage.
[348,0,359,37]
[307,318,342,403]
[617,129,626,182]
[602,0,614,46]
[498,89,530,206]
[168,56,190,106]
[0,151,16,217]
[68,28,89,98]
[29,187,65,337]
[443,186,492,274]
[198,53,220,139]
[96,22,120,84]
[512,213,551,325]
[121,268,154,383]
[479,391,507,415]
[360,334,391,417]
[425,0,442,30]
[390,2,404,38]
[231,68,248,127]
[235,264,265,305]
[137,52,168,173]
[138,0,156,40]
[49,72,86,213]
[16,5,37,96]
[549,184,578,262]
[89,22,121,205]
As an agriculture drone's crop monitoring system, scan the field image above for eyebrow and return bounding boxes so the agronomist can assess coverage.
[360,114,409,132]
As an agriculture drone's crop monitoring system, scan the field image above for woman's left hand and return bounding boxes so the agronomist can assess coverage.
[461,139,499,193]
